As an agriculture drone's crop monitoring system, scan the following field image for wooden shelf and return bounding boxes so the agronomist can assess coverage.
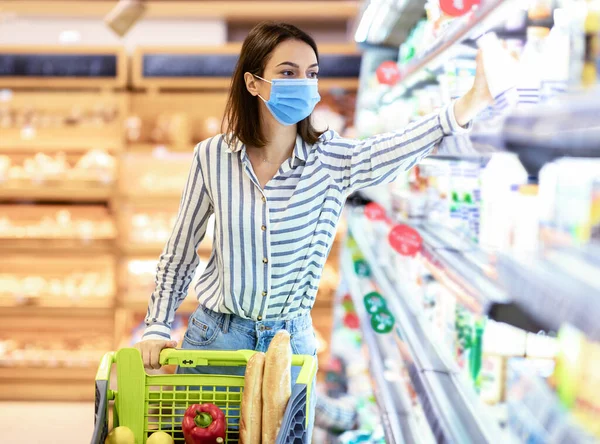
[0,299,115,315]
[0,365,98,401]
[1,238,115,253]
[0,1,360,21]
[0,45,127,89]
[0,183,114,202]
[0,128,122,153]
[126,142,193,153]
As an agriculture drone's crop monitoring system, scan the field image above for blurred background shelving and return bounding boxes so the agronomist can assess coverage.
[0,3,359,407]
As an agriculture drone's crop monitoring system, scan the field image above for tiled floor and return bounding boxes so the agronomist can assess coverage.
[0,402,94,443]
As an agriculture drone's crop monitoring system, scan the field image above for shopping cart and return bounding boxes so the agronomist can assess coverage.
[91,348,317,444]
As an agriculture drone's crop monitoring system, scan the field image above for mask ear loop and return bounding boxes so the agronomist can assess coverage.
[252,74,271,103]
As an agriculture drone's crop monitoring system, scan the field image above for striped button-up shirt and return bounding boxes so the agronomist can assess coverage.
[144,102,468,339]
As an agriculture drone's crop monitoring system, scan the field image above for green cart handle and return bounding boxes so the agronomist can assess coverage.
[96,352,115,381]
[159,348,318,386]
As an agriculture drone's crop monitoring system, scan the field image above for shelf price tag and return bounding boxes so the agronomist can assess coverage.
[371,308,395,334]
[353,259,371,277]
[439,0,475,17]
[364,291,386,315]
[364,202,387,222]
[375,61,401,86]
[388,224,422,257]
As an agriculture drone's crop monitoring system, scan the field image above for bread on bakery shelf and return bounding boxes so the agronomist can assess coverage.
[262,331,292,443]
[240,351,265,444]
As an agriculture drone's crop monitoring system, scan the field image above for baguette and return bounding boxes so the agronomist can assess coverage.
[240,352,265,444]
[262,331,292,443]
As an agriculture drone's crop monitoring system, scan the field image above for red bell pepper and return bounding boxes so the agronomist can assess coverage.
[182,403,226,444]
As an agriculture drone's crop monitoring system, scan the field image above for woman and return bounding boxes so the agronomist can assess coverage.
[136,21,492,439]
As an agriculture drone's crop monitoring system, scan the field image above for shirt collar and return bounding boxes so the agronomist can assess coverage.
[225,134,309,167]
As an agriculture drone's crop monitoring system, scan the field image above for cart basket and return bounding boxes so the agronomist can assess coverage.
[91,348,317,444]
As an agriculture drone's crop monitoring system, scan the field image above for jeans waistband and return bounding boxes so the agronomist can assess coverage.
[200,305,312,335]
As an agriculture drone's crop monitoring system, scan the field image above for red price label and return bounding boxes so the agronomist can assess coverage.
[388,224,422,256]
[375,61,401,86]
[364,202,387,222]
[439,0,474,17]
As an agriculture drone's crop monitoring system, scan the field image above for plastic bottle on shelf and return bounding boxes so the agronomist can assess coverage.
[479,153,528,252]
[540,9,571,101]
[512,184,542,259]
[516,26,550,107]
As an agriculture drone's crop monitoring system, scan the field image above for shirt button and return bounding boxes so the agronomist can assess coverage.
[262,291,268,297]
[257,315,263,321]
[261,225,267,231]
[262,257,268,264]
[262,196,267,203]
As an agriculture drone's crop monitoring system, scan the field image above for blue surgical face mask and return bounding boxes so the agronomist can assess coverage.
[254,75,321,126]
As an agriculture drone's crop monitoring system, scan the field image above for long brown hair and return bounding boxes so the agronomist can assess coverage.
[223,22,323,148]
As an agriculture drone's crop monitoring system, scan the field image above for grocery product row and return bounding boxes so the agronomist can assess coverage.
[335,206,599,443]
[330,0,600,443]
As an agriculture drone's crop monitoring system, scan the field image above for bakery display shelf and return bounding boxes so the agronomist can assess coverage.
[0,130,122,153]
[0,364,100,401]
[1,238,115,253]
[126,142,193,153]
[0,365,98,380]
[0,182,113,202]
[343,250,428,444]
[0,293,114,310]
[0,304,115,319]
[348,212,506,444]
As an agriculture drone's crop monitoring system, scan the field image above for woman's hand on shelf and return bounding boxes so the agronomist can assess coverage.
[454,50,494,128]
[134,339,178,370]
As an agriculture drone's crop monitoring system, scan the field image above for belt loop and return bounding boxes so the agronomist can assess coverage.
[285,319,293,334]
[223,314,231,334]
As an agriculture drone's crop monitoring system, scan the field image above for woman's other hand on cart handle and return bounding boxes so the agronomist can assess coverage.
[454,50,494,128]
[134,339,178,370]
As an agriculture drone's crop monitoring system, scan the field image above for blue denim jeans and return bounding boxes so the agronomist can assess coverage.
[176,305,318,442]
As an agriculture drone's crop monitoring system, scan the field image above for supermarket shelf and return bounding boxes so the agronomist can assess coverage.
[348,212,506,444]
[409,220,597,335]
[400,0,507,85]
[0,183,113,202]
[497,248,600,341]
[342,251,419,444]
[351,195,541,333]
[415,221,510,313]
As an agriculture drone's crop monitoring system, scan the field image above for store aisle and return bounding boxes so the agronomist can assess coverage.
[0,402,93,443]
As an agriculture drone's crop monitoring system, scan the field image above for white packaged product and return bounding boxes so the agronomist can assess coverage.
[479,153,528,252]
